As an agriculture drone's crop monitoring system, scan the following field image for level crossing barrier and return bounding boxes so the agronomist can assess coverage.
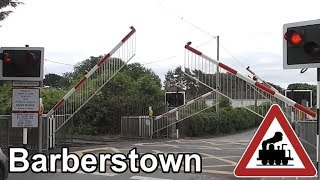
[184,42,316,120]
[45,27,136,147]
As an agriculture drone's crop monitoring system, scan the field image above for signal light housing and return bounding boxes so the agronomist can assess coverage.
[0,47,44,81]
[165,92,185,107]
[283,19,320,69]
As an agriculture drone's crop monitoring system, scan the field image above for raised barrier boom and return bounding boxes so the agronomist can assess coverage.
[184,42,316,118]
[46,27,136,133]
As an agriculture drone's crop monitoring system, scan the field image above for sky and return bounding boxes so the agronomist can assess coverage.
[0,0,319,88]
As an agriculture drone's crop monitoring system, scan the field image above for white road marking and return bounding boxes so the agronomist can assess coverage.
[76,171,118,177]
[131,176,173,180]
[200,153,238,165]
[152,150,164,154]
[202,169,234,175]
[73,147,115,156]
[111,147,121,153]
[57,169,117,177]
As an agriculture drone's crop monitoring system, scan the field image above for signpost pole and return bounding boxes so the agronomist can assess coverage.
[38,98,43,152]
[176,111,179,139]
[291,109,294,125]
[317,68,320,179]
[23,128,27,148]
[216,35,220,114]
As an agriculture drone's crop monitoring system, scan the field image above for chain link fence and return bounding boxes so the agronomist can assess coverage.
[295,120,317,165]
[121,116,172,138]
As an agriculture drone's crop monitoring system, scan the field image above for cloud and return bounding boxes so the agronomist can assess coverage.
[221,52,316,88]
[1,0,319,89]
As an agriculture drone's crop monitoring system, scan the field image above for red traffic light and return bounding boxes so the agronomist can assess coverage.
[0,53,12,64]
[284,30,303,46]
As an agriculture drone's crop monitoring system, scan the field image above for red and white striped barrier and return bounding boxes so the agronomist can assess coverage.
[185,42,316,118]
[47,26,136,117]
[154,91,215,120]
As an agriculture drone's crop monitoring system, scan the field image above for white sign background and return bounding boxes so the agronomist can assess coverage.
[12,81,40,87]
[12,88,39,111]
[12,113,38,127]
[246,118,304,169]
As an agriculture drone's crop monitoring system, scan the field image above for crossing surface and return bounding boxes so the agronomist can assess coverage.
[9,128,316,179]
[9,129,257,180]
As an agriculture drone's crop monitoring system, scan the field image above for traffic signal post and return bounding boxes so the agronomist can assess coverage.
[283,19,320,178]
[318,68,320,179]
[165,91,185,138]
[0,46,44,151]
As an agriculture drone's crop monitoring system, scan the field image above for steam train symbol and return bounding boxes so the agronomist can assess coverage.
[257,132,293,165]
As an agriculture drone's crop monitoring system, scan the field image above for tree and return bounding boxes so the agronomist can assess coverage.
[0,0,22,23]
[287,83,316,107]
[0,54,165,134]
[58,56,165,135]
[123,63,161,87]
[43,73,69,88]
[0,82,11,114]
[164,66,208,100]
[41,88,65,113]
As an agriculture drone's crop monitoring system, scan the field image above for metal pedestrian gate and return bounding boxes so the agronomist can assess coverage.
[0,115,49,155]
[121,116,171,138]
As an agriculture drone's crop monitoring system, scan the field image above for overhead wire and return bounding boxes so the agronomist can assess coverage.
[155,0,217,40]
[219,44,247,69]
[43,59,74,88]
[141,38,214,66]
[154,0,248,69]
[142,56,176,65]
[44,59,75,66]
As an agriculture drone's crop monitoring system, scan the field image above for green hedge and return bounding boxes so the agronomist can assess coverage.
[181,107,262,137]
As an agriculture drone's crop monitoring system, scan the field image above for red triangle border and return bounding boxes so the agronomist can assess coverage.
[234,104,317,177]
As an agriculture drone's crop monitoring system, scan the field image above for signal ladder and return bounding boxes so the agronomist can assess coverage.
[46,27,136,148]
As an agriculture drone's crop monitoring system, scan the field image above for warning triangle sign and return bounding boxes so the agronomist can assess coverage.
[234,104,317,177]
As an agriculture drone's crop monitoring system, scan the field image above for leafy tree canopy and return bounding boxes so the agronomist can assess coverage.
[0,0,22,24]
[287,83,316,107]
[43,73,69,88]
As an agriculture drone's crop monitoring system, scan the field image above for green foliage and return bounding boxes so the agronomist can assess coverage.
[182,107,261,137]
[287,83,316,107]
[65,58,164,135]
[43,73,69,88]
[0,54,164,136]
[74,56,101,77]
[164,66,211,100]
[0,82,11,115]
[41,88,65,113]
[219,96,231,108]
[0,82,65,115]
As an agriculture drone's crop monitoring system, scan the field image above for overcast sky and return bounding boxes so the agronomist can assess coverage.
[1,0,319,88]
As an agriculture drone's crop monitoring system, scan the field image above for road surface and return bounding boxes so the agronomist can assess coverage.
[8,128,313,180]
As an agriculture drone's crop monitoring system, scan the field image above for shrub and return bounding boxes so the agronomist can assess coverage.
[181,107,262,137]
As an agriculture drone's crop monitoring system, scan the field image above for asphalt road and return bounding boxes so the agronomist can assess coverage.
[7,128,315,180]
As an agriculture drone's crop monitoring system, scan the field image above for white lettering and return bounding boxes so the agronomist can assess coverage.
[31,154,47,172]
[9,148,29,172]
